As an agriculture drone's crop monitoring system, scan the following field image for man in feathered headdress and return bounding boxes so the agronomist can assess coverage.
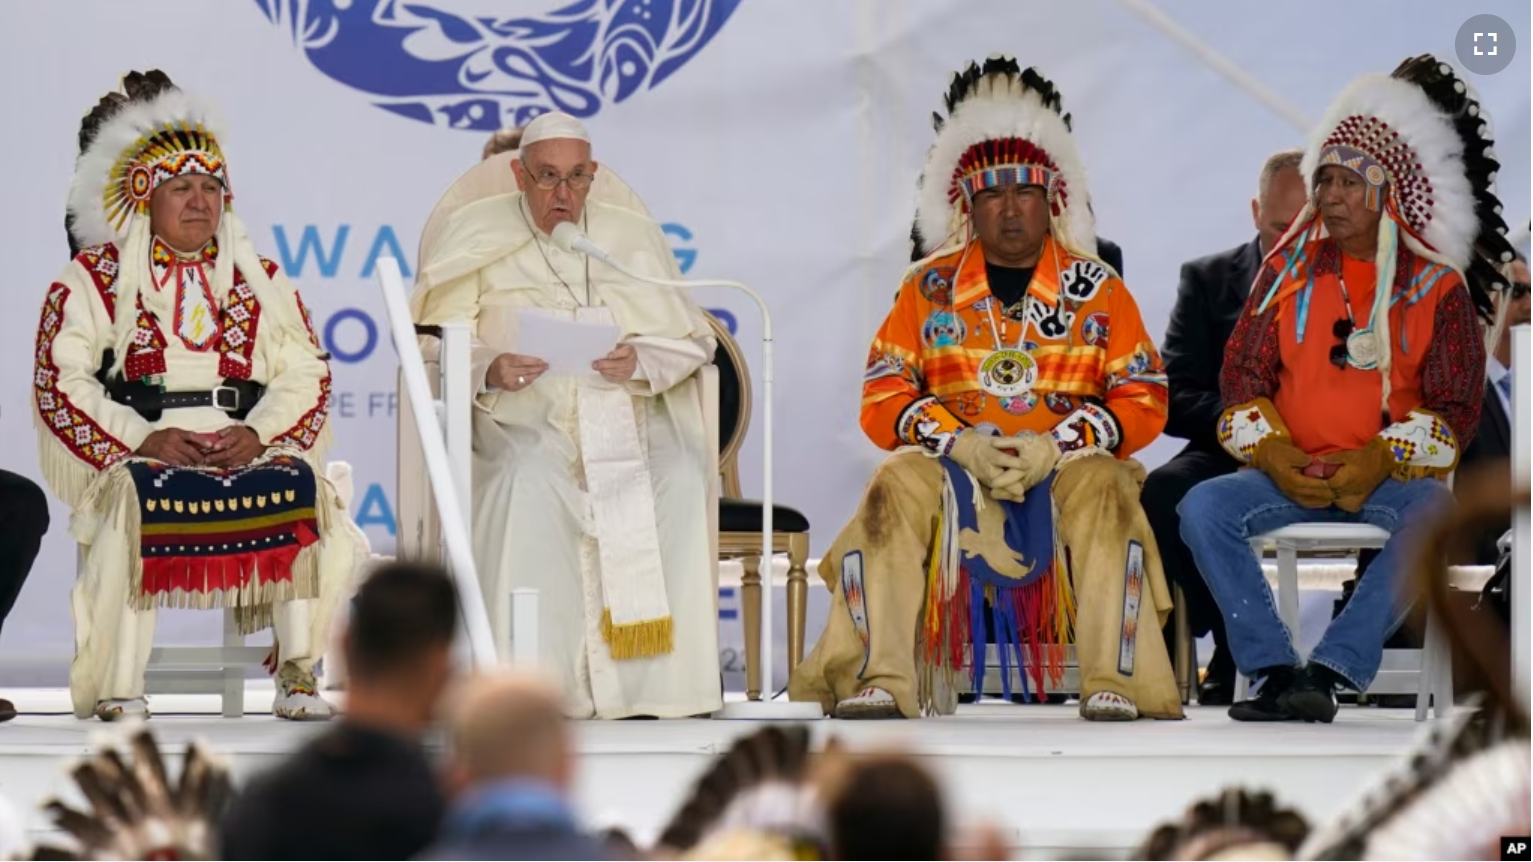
[1179,55,1515,723]
[34,71,362,721]
[789,56,1183,721]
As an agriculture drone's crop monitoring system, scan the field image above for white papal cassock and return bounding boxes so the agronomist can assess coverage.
[413,191,721,719]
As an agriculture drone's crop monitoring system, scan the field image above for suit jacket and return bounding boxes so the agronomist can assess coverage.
[1459,382,1511,564]
[1161,237,1263,455]
[1097,236,1124,278]
[1464,382,1510,464]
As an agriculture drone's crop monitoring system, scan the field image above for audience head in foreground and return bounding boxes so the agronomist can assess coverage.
[421,671,608,860]
[1133,787,1308,860]
[342,558,462,728]
[218,561,461,862]
[824,755,947,861]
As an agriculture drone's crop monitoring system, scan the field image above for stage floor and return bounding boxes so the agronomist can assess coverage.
[0,686,1436,860]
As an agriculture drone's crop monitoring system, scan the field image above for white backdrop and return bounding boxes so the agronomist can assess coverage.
[0,0,1527,682]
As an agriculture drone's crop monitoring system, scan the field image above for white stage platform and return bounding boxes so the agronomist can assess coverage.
[0,685,1438,860]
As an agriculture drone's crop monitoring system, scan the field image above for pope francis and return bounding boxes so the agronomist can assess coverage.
[412,112,721,719]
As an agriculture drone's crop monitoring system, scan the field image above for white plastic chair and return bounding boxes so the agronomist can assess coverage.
[143,609,268,718]
[1237,523,1453,721]
[86,537,268,718]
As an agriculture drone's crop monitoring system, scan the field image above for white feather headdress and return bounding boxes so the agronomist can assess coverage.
[67,87,231,250]
[1278,55,1515,321]
[63,75,312,380]
[912,55,1095,262]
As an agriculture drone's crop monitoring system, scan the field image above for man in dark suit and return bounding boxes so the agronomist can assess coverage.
[1459,255,1528,563]
[0,470,49,723]
[1142,150,1307,705]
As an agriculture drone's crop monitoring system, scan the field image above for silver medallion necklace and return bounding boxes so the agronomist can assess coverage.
[1336,268,1381,370]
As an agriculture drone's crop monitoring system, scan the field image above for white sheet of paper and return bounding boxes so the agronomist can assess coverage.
[516,310,621,376]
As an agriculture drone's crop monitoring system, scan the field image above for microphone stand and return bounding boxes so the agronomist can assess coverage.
[556,226,820,719]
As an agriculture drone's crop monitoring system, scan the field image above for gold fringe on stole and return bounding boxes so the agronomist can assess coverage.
[599,609,674,660]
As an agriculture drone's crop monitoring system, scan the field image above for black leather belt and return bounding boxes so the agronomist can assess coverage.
[137,385,257,412]
[106,379,266,422]
[95,350,265,422]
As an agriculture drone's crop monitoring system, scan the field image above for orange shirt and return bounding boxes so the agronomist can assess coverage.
[1274,254,1451,456]
[861,236,1167,456]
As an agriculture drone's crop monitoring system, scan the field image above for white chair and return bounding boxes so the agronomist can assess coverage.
[143,609,269,718]
[79,543,269,719]
[1235,523,1453,721]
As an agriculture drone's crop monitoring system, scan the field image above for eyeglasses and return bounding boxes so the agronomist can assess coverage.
[1330,318,1354,369]
[521,164,594,192]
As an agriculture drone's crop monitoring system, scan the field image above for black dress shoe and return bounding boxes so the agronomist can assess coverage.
[1282,664,1341,724]
[1228,666,1299,722]
[0,698,16,723]
[1198,645,1237,705]
[1197,677,1234,706]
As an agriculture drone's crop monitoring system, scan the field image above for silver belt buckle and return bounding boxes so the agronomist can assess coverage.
[212,386,240,412]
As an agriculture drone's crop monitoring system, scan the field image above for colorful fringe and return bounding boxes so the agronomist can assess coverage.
[919,461,1076,713]
[121,455,325,634]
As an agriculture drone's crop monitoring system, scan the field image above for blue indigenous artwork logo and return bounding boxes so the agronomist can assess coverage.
[254,0,744,131]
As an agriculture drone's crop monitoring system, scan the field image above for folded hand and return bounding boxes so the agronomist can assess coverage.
[947,432,1025,490]
[988,432,1061,503]
[1251,438,1333,509]
[202,426,267,469]
[1320,439,1396,512]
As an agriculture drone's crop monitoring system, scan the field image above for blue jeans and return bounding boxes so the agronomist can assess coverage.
[1177,469,1452,690]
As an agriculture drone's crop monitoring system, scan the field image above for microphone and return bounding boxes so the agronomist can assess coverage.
[550,221,618,267]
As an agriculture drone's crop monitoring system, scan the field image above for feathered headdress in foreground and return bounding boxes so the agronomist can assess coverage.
[1298,465,1530,860]
[655,725,831,860]
[1132,787,1310,860]
[29,727,233,861]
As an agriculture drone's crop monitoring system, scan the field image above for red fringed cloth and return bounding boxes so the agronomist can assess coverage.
[126,455,320,632]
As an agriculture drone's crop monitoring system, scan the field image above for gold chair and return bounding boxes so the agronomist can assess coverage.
[706,312,812,700]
